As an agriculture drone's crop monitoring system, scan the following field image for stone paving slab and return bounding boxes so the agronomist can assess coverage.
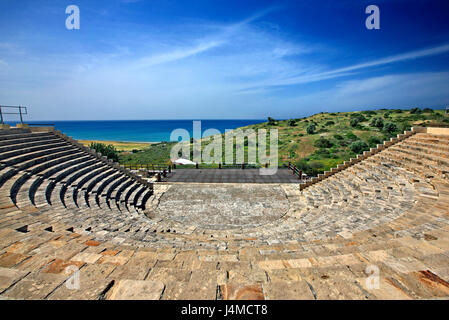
[106,280,164,300]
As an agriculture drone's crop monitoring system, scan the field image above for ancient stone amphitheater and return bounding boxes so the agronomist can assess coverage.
[0,125,448,300]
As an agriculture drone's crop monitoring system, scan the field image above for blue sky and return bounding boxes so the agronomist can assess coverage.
[0,0,448,120]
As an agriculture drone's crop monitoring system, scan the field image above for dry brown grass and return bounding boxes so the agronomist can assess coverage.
[78,140,152,151]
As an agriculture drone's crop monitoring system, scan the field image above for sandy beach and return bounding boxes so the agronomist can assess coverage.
[78,140,157,151]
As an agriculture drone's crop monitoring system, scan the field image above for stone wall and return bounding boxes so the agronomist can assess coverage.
[427,127,449,136]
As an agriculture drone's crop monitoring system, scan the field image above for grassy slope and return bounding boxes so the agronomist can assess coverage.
[118,142,177,165]
[117,108,449,175]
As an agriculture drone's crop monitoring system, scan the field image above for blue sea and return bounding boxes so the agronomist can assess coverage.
[10,120,265,142]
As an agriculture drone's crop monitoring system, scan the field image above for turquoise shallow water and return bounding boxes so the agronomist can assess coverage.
[11,120,264,142]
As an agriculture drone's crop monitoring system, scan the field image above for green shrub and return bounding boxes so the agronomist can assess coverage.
[333,134,344,140]
[383,122,398,134]
[398,121,411,132]
[345,132,358,141]
[422,108,434,113]
[370,117,384,129]
[288,119,296,126]
[295,159,320,177]
[325,120,335,126]
[350,113,366,121]
[314,137,333,148]
[350,141,369,154]
[314,148,330,157]
[90,142,119,162]
[368,136,382,146]
[410,107,421,114]
[350,118,360,127]
[268,117,277,125]
[306,124,316,134]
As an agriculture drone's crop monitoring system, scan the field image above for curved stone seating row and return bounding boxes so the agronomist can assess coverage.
[0,128,153,224]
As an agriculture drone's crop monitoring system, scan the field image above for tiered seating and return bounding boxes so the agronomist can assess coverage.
[0,128,153,234]
[0,127,448,300]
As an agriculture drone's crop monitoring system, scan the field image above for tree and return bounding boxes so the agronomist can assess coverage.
[267,117,276,125]
[306,124,316,134]
[410,107,421,114]
[288,119,296,126]
[89,142,119,162]
[350,141,369,154]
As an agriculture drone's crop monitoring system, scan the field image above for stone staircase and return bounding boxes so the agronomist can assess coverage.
[0,126,448,300]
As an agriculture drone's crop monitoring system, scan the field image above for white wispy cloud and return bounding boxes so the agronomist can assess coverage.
[132,40,223,69]
[243,43,449,90]
[128,7,281,70]
[318,43,449,76]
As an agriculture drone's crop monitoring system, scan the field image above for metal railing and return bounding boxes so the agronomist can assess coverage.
[0,105,27,124]
[122,163,171,172]
[123,162,290,170]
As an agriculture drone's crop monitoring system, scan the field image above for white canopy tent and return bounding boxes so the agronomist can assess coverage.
[173,158,196,165]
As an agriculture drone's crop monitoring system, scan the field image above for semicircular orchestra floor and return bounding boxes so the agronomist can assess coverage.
[149,184,290,230]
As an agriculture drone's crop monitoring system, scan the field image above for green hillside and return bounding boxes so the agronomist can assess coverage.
[117,108,449,176]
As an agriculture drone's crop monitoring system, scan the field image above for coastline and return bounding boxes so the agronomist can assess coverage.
[78,139,161,151]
